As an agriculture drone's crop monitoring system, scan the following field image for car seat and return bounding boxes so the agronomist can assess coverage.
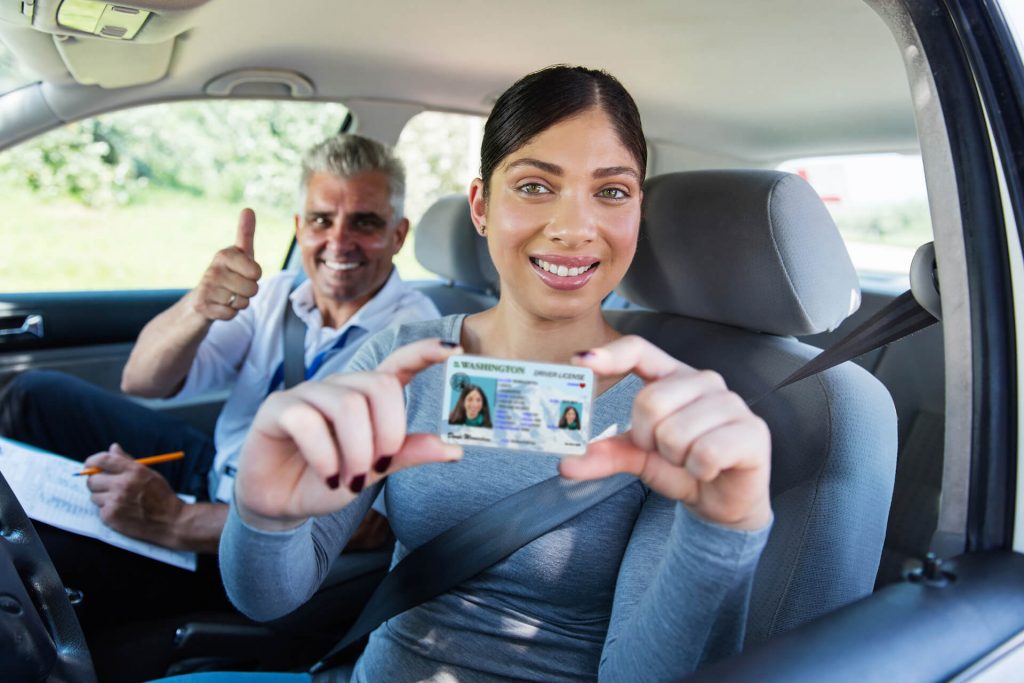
[158,173,896,677]
[607,170,898,643]
[412,193,499,314]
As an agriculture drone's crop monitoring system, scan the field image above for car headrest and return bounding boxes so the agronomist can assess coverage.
[414,194,498,292]
[618,170,860,336]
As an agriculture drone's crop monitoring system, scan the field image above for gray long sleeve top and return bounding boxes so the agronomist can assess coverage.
[220,315,771,682]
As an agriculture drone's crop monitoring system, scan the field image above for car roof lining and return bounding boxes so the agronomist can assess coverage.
[0,0,919,163]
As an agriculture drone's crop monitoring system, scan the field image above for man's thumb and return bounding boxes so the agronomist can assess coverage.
[236,208,257,258]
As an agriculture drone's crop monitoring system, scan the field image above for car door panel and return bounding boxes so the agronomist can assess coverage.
[687,552,1024,683]
[0,290,226,433]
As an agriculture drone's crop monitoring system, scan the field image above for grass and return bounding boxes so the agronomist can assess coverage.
[0,189,436,293]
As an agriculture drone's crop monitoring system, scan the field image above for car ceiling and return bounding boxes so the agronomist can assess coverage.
[0,0,917,164]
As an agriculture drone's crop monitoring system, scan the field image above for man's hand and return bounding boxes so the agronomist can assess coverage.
[84,443,189,549]
[191,208,263,321]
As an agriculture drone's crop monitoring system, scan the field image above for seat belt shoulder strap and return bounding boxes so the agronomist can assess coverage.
[309,289,939,674]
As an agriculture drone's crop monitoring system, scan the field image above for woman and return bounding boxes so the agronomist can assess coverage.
[167,65,772,682]
[558,405,580,430]
[448,384,492,427]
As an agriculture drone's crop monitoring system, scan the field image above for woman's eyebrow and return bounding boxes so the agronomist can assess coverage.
[505,158,639,180]
[593,166,640,180]
[506,158,562,175]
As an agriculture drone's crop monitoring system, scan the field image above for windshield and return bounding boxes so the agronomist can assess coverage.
[0,38,37,96]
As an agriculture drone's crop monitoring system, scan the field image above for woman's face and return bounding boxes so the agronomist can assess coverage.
[470,108,642,321]
[464,389,484,419]
[565,407,578,424]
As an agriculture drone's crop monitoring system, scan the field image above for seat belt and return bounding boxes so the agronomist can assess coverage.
[275,271,363,393]
[309,289,939,674]
[283,271,307,390]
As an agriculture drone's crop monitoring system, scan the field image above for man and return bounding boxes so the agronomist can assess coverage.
[0,133,439,631]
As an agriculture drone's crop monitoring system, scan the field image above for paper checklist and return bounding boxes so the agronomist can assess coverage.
[0,436,197,571]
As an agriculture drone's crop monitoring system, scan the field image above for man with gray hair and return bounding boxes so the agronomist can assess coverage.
[0,133,438,632]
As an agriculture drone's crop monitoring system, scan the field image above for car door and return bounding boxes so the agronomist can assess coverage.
[684,0,1024,679]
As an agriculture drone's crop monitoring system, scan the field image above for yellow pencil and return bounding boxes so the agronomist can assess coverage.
[74,450,185,477]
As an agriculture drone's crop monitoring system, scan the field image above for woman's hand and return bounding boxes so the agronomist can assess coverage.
[234,338,464,531]
[561,336,772,531]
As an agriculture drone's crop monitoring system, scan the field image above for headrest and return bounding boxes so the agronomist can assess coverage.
[414,194,498,292]
[618,170,860,336]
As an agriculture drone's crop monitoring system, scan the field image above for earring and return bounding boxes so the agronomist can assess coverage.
[480,224,487,236]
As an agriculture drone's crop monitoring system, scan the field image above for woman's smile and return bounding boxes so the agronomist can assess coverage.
[529,254,601,290]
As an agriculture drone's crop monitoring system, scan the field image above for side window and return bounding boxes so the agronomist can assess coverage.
[394,111,485,280]
[778,154,932,288]
[0,100,348,293]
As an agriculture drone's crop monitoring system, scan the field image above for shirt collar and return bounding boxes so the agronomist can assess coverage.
[288,267,408,336]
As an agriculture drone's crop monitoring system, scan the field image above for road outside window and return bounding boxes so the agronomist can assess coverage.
[779,153,932,287]
[0,100,349,293]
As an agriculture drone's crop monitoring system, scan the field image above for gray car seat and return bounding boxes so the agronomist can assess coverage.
[607,170,898,643]
[413,194,498,314]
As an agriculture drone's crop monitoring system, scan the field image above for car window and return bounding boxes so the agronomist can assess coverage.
[0,100,349,293]
[394,111,485,280]
[778,153,932,289]
[0,38,37,96]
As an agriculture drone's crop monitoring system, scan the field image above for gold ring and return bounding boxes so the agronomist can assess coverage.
[227,293,237,307]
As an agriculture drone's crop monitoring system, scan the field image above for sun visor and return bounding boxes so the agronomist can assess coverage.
[1,0,212,88]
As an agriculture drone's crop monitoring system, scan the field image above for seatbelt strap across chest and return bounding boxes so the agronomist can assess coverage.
[310,289,940,674]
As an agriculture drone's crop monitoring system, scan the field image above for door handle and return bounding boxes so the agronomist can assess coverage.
[0,314,44,338]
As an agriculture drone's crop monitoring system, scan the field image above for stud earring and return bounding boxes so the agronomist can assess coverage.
[480,224,487,236]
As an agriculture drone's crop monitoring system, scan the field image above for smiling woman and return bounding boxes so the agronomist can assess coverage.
[178,64,774,683]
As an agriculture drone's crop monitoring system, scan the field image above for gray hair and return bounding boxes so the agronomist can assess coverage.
[297,133,406,219]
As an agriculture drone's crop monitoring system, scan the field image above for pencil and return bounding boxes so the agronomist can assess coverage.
[74,451,185,476]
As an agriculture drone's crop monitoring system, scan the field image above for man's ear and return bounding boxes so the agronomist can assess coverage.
[293,213,301,238]
[468,178,487,236]
[393,217,411,251]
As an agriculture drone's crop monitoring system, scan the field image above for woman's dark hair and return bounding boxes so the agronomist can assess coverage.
[480,65,646,198]
[448,384,493,428]
[558,405,580,429]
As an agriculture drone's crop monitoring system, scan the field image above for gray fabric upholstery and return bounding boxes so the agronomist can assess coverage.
[606,310,897,644]
[413,194,498,292]
[619,171,861,336]
[412,194,499,315]
[602,168,897,642]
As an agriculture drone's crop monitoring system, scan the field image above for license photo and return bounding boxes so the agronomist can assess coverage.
[440,355,595,455]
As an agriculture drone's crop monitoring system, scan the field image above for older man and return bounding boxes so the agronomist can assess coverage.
[0,133,438,630]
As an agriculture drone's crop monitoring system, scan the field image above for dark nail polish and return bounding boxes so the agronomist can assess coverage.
[326,473,340,490]
[440,340,458,348]
[573,350,595,358]
[373,456,393,473]
[348,474,366,494]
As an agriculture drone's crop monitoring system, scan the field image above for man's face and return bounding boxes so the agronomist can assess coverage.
[295,171,409,320]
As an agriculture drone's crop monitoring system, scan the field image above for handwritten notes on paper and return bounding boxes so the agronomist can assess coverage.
[0,436,197,571]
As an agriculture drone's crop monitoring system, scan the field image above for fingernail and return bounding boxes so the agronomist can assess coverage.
[326,473,340,490]
[573,350,595,358]
[440,340,458,348]
[348,474,366,494]
[373,456,393,473]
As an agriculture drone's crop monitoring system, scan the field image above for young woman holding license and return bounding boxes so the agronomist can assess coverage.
[164,65,772,682]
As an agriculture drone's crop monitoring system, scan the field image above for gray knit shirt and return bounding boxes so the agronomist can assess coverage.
[220,315,771,682]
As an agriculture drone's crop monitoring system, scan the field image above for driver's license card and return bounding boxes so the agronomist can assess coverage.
[440,355,594,455]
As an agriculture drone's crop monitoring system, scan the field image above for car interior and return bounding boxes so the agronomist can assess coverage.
[0,1,1022,682]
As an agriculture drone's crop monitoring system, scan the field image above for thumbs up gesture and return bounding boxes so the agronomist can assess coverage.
[192,208,263,321]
